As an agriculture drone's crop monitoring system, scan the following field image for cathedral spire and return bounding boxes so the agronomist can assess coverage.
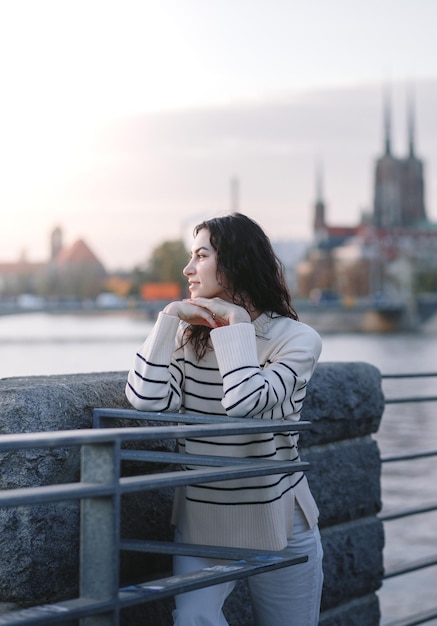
[383,85,392,156]
[316,160,324,203]
[407,85,415,158]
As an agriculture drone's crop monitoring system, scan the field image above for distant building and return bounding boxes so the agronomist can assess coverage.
[297,87,437,301]
[0,228,106,299]
[312,163,360,250]
[46,232,107,298]
[0,257,46,297]
[373,89,427,228]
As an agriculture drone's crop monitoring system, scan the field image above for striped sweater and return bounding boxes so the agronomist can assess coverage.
[125,311,322,551]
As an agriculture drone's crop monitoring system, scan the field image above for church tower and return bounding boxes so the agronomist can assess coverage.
[373,86,427,229]
[373,88,403,228]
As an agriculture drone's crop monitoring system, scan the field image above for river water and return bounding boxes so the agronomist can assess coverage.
[0,311,436,622]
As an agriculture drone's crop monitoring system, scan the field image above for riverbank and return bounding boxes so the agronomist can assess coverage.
[2,295,437,333]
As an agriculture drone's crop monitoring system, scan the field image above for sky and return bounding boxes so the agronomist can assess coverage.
[1,0,437,271]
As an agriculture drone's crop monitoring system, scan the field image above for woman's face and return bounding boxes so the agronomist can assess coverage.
[183,228,229,300]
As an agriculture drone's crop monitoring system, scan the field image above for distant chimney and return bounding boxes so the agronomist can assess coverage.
[313,161,326,233]
[50,227,63,260]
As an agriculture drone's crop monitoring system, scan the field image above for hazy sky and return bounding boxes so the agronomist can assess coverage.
[1,0,437,270]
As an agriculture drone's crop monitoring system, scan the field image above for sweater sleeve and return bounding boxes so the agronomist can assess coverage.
[210,321,322,419]
[125,312,184,412]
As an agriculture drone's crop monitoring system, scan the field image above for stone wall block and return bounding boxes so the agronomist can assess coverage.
[319,595,381,626]
[0,502,80,605]
[320,518,385,609]
[302,438,382,526]
[0,373,130,490]
[0,373,129,435]
[302,362,384,446]
[0,373,127,604]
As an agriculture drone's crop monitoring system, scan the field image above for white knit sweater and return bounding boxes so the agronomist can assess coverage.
[126,311,322,551]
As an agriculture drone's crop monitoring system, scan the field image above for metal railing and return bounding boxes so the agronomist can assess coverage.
[378,372,437,626]
[1,373,436,625]
[0,413,312,625]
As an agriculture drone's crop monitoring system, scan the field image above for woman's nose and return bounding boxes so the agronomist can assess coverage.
[183,260,194,276]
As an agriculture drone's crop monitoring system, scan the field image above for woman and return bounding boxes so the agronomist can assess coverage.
[126,213,323,625]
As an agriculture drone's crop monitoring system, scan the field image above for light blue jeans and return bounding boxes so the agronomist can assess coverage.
[172,505,324,626]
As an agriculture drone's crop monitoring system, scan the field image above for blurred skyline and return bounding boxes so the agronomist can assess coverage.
[1,0,437,270]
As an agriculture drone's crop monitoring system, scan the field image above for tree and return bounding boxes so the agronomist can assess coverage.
[145,240,189,291]
[414,269,437,293]
[128,239,190,297]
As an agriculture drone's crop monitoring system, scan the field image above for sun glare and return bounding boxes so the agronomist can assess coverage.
[1,0,437,267]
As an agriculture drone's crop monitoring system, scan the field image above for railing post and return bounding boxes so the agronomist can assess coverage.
[80,441,121,626]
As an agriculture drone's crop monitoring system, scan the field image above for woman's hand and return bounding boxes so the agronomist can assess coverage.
[163,298,251,327]
[163,300,217,327]
[184,297,251,326]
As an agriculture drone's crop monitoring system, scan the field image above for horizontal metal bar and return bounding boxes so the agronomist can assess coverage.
[381,606,437,626]
[0,482,117,507]
[119,460,309,493]
[94,407,253,424]
[382,450,437,463]
[0,597,113,625]
[378,500,437,521]
[93,408,311,428]
[120,449,304,467]
[0,420,310,452]
[384,396,437,404]
[384,553,437,579]
[120,538,293,561]
[118,551,308,608]
[381,369,437,403]
[0,552,308,623]
[0,460,307,507]
[382,372,437,379]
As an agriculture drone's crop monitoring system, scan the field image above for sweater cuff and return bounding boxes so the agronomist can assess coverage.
[210,323,259,374]
[141,311,181,363]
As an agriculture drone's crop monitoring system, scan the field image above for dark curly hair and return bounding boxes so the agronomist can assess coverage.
[185,213,298,359]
